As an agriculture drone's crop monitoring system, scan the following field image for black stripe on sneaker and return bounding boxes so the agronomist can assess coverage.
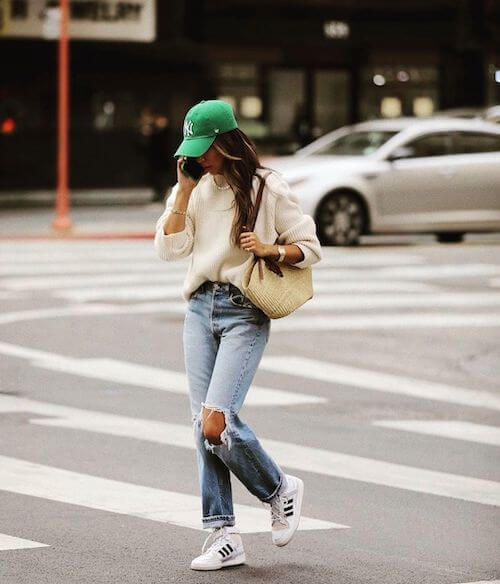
[218,549,226,557]
[226,544,233,553]
[284,505,293,512]
[285,511,294,517]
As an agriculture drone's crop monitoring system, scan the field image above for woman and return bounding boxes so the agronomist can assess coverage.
[154,100,322,571]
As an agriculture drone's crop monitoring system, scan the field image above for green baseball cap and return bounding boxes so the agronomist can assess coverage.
[174,99,238,158]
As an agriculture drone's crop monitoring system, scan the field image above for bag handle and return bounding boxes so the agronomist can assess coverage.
[247,170,272,232]
[244,170,283,279]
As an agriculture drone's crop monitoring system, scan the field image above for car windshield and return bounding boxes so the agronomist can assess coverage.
[309,130,399,156]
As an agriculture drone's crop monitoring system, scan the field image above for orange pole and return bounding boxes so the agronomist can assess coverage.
[52,0,72,232]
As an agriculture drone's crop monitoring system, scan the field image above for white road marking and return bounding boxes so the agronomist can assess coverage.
[53,285,185,302]
[310,253,425,267]
[270,313,500,331]
[259,356,500,411]
[0,251,424,266]
[306,292,500,310]
[1,262,499,279]
[0,262,173,276]
[1,395,499,507]
[0,341,326,407]
[0,291,24,299]
[374,420,500,447]
[310,264,500,281]
[2,302,500,331]
[0,274,437,293]
[0,303,184,325]
[0,455,344,534]
[1,273,182,290]
[0,250,163,262]
[51,285,454,304]
[0,533,49,551]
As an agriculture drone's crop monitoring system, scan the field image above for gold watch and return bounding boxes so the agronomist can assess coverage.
[277,245,286,263]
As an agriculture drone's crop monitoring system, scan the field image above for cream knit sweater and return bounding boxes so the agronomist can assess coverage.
[154,168,322,302]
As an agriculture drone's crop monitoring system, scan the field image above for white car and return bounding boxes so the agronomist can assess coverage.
[269,118,500,245]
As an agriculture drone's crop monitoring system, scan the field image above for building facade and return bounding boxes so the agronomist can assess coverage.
[1,0,499,191]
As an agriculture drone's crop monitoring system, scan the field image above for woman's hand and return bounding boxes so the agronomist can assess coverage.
[176,157,198,196]
[239,227,269,258]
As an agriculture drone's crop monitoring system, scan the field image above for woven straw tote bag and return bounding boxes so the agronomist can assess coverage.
[240,171,314,319]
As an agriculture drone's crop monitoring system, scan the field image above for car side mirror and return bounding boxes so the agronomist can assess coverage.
[387,146,415,161]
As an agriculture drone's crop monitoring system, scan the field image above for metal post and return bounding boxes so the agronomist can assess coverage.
[52,0,72,232]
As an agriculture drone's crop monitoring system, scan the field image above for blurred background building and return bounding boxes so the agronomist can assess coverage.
[1,0,499,194]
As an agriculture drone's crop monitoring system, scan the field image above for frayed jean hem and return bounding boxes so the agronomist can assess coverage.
[260,472,285,503]
[202,515,236,530]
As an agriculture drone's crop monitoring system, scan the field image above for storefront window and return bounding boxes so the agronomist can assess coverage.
[360,66,438,120]
[313,70,349,134]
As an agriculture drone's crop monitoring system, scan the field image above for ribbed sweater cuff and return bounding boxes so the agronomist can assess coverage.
[155,229,189,261]
[293,243,317,269]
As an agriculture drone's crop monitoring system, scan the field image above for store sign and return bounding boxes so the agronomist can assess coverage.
[0,0,155,42]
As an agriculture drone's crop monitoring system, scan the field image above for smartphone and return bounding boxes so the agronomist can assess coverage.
[180,157,204,181]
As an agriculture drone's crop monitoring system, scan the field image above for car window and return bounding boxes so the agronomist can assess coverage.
[310,131,398,156]
[452,132,500,154]
[403,133,453,158]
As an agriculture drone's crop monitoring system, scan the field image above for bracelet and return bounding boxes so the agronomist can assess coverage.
[170,209,186,215]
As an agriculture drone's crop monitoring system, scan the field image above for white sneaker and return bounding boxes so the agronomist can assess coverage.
[190,526,246,571]
[270,474,304,546]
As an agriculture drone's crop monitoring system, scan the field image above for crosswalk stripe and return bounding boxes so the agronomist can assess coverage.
[1,395,499,507]
[1,262,499,279]
[0,274,437,293]
[310,264,500,281]
[0,455,345,534]
[302,253,426,267]
[0,341,326,407]
[0,533,49,551]
[53,285,185,302]
[303,292,500,310]
[57,287,481,305]
[259,356,500,411]
[2,302,500,330]
[373,420,500,447]
[0,262,172,276]
[270,313,500,331]
[0,251,424,266]
[0,303,185,325]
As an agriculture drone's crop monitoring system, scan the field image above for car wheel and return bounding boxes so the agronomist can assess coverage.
[316,191,366,246]
[436,232,465,243]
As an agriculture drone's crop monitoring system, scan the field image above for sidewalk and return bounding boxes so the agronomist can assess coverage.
[0,198,166,240]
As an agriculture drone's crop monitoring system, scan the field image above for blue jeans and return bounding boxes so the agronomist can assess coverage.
[183,280,286,529]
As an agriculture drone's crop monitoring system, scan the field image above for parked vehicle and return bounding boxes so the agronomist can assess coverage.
[433,105,500,123]
[270,118,500,246]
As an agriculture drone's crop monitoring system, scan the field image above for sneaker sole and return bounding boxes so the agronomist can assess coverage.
[190,552,246,571]
[274,477,304,547]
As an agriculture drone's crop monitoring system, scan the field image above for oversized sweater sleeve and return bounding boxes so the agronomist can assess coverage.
[270,173,322,269]
[154,184,195,261]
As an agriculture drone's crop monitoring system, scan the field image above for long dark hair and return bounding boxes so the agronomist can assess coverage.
[213,128,267,248]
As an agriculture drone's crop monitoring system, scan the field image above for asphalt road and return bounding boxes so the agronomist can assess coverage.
[0,232,499,583]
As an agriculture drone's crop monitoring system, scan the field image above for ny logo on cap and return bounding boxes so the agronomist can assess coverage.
[183,120,194,137]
